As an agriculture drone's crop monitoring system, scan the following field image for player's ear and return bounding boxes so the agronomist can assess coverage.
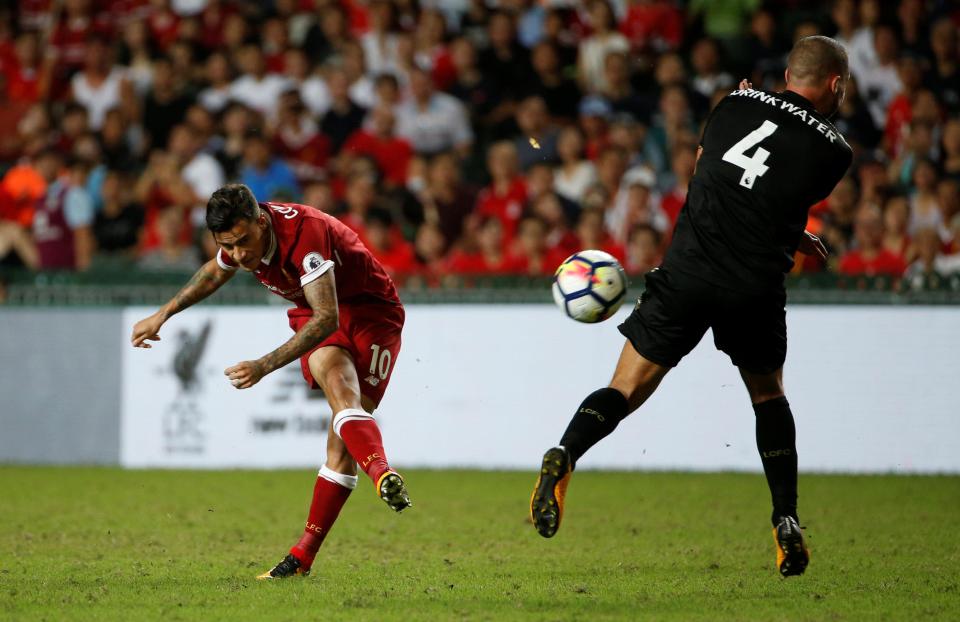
[784,68,790,85]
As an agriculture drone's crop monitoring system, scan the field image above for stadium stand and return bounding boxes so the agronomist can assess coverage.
[0,0,959,298]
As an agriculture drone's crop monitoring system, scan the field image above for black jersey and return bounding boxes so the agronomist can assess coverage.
[664,88,853,292]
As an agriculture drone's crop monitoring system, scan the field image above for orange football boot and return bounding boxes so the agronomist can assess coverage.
[530,447,573,538]
[773,516,810,577]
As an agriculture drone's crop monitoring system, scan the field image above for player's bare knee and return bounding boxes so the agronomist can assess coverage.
[606,380,638,413]
[609,366,669,413]
[311,357,361,409]
[740,368,785,404]
[325,449,356,475]
[325,430,357,474]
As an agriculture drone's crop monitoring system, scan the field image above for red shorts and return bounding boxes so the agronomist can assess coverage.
[287,302,405,405]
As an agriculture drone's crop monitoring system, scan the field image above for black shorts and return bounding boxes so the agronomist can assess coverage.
[618,267,787,374]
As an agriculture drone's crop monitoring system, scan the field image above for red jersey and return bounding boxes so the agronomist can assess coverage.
[475,178,528,242]
[216,202,401,309]
[444,250,514,274]
[341,130,412,186]
[838,249,907,277]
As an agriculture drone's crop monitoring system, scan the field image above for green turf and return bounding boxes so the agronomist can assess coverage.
[1,468,958,621]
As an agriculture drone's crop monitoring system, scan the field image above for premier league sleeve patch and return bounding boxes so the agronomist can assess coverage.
[300,251,335,286]
[303,252,325,272]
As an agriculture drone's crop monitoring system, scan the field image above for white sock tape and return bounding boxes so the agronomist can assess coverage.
[332,408,374,438]
[318,464,359,490]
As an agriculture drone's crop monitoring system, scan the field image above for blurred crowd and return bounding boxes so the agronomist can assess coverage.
[0,0,959,286]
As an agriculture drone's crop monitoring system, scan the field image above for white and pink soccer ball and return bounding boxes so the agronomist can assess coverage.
[552,250,628,323]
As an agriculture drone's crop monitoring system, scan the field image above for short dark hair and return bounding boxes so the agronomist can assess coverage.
[374,72,400,90]
[206,184,260,232]
[364,207,394,228]
[787,36,849,84]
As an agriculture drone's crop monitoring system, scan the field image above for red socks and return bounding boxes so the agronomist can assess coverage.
[289,465,357,569]
[289,409,392,569]
[332,408,392,484]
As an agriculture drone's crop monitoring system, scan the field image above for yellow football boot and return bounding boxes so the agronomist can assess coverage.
[773,516,810,577]
[377,471,412,512]
[256,554,309,580]
[530,447,572,538]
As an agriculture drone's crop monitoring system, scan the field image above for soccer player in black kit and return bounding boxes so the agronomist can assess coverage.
[530,36,853,578]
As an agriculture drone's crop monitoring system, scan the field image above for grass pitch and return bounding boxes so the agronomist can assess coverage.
[1,468,958,621]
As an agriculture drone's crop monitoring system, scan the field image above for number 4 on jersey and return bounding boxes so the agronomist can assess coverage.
[722,120,779,189]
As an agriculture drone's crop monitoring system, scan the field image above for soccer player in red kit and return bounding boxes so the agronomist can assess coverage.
[130,183,411,579]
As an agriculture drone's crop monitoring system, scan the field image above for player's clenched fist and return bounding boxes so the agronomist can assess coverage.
[225,360,265,389]
[131,312,165,348]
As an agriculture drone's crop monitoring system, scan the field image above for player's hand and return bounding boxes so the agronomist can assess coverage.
[798,231,828,260]
[224,360,266,390]
[131,312,165,348]
[738,78,753,90]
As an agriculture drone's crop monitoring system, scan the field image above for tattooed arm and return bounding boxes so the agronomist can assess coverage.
[131,258,235,348]
[224,270,339,389]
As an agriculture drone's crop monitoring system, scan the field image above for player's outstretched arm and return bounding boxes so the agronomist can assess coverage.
[224,270,339,389]
[130,258,235,348]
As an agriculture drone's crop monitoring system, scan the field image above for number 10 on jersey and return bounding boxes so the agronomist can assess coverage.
[722,120,779,189]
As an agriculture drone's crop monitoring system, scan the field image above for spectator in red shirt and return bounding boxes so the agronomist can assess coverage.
[49,0,110,81]
[475,141,528,243]
[578,95,612,161]
[530,191,579,259]
[414,8,456,92]
[341,104,413,188]
[412,221,448,281]
[819,175,859,257]
[1,31,47,105]
[883,55,923,158]
[574,206,625,262]
[659,143,697,227]
[624,222,663,276]
[272,89,331,184]
[504,216,566,276]
[147,0,180,52]
[413,151,476,250]
[839,205,908,277]
[447,216,512,275]
[55,103,91,156]
[881,195,913,262]
[361,208,417,277]
[261,17,289,74]
[133,150,196,253]
[197,0,235,52]
[619,0,683,53]
[336,172,377,234]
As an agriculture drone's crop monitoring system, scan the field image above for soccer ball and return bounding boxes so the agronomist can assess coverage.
[552,250,628,323]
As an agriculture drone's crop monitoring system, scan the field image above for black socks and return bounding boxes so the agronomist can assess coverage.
[559,388,630,467]
[754,396,799,526]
